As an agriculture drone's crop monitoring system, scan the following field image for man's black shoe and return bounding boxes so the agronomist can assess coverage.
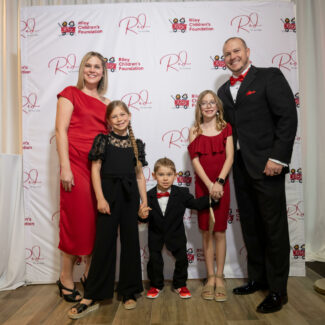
[233,281,268,295]
[256,292,288,313]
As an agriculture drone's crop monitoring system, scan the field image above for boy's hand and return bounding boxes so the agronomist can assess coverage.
[98,198,111,214]
[138,203,151,219]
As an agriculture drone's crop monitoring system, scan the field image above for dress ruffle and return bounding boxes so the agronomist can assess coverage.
[136,139,148,167]
[88,133,107,161]
[188,123,232,159]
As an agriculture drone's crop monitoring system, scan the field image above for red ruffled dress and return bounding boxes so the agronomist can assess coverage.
[188,123,232,232]
[57,86,107,255]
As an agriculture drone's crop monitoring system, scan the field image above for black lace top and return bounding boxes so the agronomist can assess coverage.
[89,132,148,168]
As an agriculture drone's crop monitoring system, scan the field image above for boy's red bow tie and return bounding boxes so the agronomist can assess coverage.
[157,192,170,199]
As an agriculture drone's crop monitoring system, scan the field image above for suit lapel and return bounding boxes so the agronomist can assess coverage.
[236,66,257,104]
[222,80,235,106]
[149,187,164,217]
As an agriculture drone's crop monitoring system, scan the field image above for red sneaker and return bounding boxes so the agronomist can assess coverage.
[175,286,192,299]
[146,287,162,299]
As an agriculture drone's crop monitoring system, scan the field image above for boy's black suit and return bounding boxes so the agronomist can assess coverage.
[218,66,297,295]
[141,185,214,289]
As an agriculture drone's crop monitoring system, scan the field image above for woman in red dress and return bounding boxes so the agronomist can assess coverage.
[55,52,110,302]
[188,90,233,302]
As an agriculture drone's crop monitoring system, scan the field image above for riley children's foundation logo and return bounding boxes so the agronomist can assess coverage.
[171,93,190,109]
[177,171,192,186]
[290,168,302,183]
[161,127,189,149]
[118,13,150,35]
[187,248,195,263]
[23,168,41,189]
[22,141,32,150]
[281,17,296,32]
[287,201,304,221]
[58,21,76,36]
[160,50,191,72]
[210,55,226,70]
[230,12,261,33]
[292,244,305,259]
[104,57,117,72]
[169,17,214,32]
[295,92,300,108]
[58,20,103,36]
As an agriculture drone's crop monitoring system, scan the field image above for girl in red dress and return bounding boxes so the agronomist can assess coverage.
[55,52,110,302]
[188,90,234,302]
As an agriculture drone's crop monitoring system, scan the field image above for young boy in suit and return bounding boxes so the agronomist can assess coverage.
[139,157,217,299]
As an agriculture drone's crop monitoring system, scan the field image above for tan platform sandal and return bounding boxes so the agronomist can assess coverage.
[201,274,215,300]
[215,274,227,302]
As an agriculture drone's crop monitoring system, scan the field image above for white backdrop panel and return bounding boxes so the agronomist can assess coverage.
[21,1,304,284]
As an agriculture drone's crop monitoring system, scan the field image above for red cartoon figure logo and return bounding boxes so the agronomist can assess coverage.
[210,55,226,70]
[118,13,147,35]
[48,53,77,75]
[281,17,296,32]
[59,21,76,36]
[160,51,190,72]
[230,12,261,33]
[177,171,192,186]
[293,244,305,259]
[187,248,195,263]
[104,57,116,72]
[171,93,189,109]
[169,17,187,33]
[295,92,300,108]
[290,168,302,183]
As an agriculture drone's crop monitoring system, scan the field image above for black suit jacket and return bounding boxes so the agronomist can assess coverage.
[218,66,298,179]
[141,185,213,251]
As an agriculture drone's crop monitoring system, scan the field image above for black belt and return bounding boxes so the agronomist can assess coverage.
[101,173,135,202]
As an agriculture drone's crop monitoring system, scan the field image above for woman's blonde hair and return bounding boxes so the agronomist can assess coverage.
[76,52,108,95]
[194,90,226,135]
[106,100,141,167]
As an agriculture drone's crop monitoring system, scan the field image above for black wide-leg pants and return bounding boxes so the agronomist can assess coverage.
[84,180,143,300]
[233,151,290,295]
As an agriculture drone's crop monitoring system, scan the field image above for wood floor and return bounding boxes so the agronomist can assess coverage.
[1,267,325,325]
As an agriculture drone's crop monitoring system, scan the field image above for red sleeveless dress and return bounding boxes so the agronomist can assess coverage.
[57,86,107,255]
[188,123,232,232]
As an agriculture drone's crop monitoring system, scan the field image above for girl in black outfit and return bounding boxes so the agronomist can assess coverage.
[68,100,148,319]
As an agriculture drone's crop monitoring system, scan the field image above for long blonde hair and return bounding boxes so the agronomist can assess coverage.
[194,90,226,135]
[76,51,108,95]
[106,100,141,167]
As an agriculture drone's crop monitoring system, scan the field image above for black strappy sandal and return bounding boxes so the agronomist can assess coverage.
[56,278,81,303]
[68,301,99,319]
[80,274,87,290]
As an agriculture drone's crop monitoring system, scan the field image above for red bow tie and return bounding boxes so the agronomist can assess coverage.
[230,74,245,86]
[157,192,170,199]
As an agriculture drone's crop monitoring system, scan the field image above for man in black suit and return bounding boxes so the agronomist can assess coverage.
[217,37,297,313]
[139,157,216,299]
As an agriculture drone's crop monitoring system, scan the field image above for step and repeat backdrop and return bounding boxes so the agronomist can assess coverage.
[21,1,304,284]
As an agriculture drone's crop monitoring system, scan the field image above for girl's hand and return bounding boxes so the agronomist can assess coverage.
[138,203,151,219]
[211,182,224,200]
[60,167,75,192]
[98,198,111,214]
